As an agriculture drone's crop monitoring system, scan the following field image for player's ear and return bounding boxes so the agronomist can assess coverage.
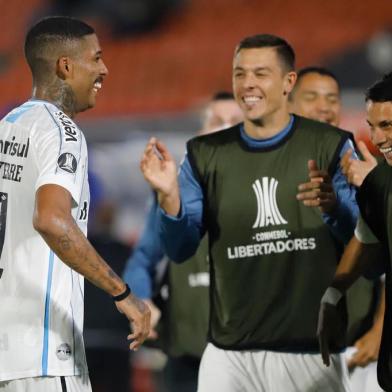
[283,71,297,96]
[56,56,73,80]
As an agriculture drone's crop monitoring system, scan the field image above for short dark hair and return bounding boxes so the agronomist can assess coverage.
[289,66,341,101]
[24,16,95,78]
[296,66,339,87]
[211,91,235,101]
[235,34,295,72]
[365,72,392,102]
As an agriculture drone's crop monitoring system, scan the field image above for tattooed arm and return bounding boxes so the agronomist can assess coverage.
[33,184,150,350]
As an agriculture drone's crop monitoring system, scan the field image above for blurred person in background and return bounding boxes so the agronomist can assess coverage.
[123,91,243,392]
[289,66,384,392]
[288,66,341,127]
[140,34,359,391]
[0,16,149,392]
[317,72,392,392]
[200,91,244,134]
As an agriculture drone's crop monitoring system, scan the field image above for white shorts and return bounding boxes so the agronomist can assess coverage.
[0,375,92,392]
[345,347,383,392]
[198,343,351,392]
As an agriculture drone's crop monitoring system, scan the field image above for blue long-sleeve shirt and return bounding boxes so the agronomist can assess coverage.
[123,199,164,298]
[160,118,359,262]
[124,117,359,297]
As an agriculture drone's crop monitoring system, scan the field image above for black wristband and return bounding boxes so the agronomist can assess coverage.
[112,284,131,302]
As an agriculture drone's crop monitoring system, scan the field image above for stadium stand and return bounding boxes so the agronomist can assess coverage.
[0,0,391,116]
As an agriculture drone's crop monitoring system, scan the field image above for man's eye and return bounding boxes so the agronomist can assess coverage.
[303,94,316,101]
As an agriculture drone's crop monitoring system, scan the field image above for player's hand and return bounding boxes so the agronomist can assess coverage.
[143,299,161,340]
[296,160,337,214]
[115,293,151,351]
[317,302,344,367]
[140,138,180,216]
[140,137,178,196]
[347,326,382,369]
[340,141,377,187]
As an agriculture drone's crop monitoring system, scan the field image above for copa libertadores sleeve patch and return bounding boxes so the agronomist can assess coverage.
[57,153,78,173]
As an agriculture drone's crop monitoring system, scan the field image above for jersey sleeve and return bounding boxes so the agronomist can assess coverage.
[323,138,359,244]
[123,198,165,298]
[33,115,86,206]
[158,154,205,262]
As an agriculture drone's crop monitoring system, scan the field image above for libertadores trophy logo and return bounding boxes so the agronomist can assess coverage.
[252,177,287,228]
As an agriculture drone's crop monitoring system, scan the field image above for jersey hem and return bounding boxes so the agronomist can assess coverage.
[0,368,88,383]
[207,337,345,354]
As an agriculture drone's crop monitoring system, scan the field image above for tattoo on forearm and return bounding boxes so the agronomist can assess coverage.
[43,217,124,295]
[58,234,72,251]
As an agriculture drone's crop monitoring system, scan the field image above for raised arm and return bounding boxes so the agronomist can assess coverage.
[140,137,180,216]
[140,138,205,262]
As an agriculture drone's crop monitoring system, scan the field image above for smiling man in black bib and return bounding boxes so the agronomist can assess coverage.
[140,34,359,391]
